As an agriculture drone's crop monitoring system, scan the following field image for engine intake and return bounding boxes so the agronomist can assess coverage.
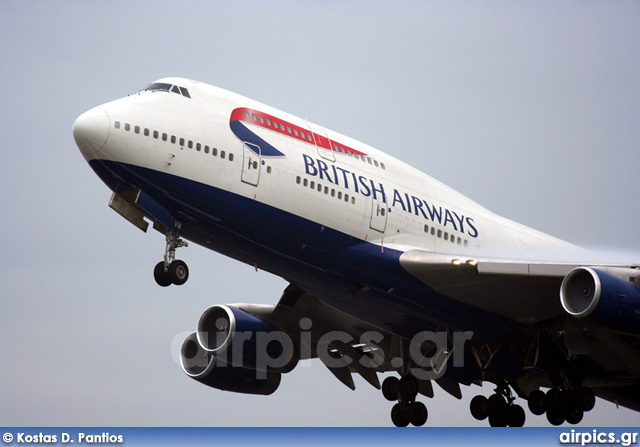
[560,267,640,335]
[196,305,297,373]
[180,332,281,395]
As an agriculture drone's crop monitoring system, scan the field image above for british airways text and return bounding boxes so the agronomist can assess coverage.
[302,154,479,238]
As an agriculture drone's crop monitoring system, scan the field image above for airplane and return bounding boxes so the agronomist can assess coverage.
[73,77,640,427]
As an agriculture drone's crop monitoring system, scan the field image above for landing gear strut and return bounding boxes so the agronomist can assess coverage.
[154,231,189,287]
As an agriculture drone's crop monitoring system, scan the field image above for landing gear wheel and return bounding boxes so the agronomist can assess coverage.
[507,404,526,427]
[545,388,566,413]
[576,386,595,412]
[398,375,419,401]
[565,404,584,425]
[168,260,189,285]
[470,395,489,420]
[391,403,409,427]
[408,401,428,426]
[382,377,400,401]
[154,262,172,287]
[527,390,546,416]
[488,393,507,415]
[546,409,565,426]
[488,409,507,427]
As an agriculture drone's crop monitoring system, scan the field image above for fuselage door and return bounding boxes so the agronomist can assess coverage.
[370,196,388,233]
[241,142,261,186]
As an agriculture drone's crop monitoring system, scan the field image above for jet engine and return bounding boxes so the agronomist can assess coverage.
[196,304,298,373]
[560,267,640,335]
[180,332,281,395]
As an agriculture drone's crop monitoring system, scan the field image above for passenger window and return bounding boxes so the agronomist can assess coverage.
[196,143,201,151]
[324,186,329,194]
[188,140,193,149]
[444,232,449,241]
[162,133,167,141]
[345,194,349,202]
[310,181,315,189]
[204,145,210,154]
[179,138,185,146]
[134,126,140,134]
[114,121,120,129]
[144,128,150,136]
[221,151,226,159]
[424,224,429,233]
[303,178,308,187]
[307,134,313,142]
[244,112,250,119]
[252,114,257,121]
[171,135,176,144]
[374,160,379,167]
[259,116,264,124]
[337,191,342,199]
[296,176,301,184]
[351,197,355,204]
[229,153,234,161]
[266,118,271,126]
[381,162,386,170]
[280,124,285,131]
[331,189,335,197]
[253,161,258,169]
[153,130,158,139]
[179,87,190,98]
[431,227,435,235]
[293,129,299,137]
[286,126,292,134]
[437,230,442,238]
[212,148,218,156]
[266,166,271,174]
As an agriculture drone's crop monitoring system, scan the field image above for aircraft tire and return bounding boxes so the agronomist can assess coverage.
[382,377,399,401]
[527,390,546,416]
[408,401,428,426]
[391,403,409,427]
[470,395,489,420]
[154,262,172,287]
[169,260,189,285]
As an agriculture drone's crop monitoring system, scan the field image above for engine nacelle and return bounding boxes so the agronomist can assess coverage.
[196,305,297,373]
[560,267,640,335]
[180,332,281,395]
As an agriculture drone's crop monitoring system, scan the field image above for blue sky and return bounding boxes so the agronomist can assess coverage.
[1,0,639,427]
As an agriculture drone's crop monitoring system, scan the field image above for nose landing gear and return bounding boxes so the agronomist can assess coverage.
[154,231,189,287]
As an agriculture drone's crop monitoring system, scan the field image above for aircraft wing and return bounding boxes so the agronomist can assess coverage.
[399,249,640,323]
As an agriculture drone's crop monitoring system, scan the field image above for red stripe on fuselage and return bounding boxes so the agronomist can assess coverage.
[230,107,367,156]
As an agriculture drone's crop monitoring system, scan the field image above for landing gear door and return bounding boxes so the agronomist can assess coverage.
[241,142,261,186]
[370,196,388,233]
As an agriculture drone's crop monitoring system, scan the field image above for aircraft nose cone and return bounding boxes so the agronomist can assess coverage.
[73,107,110,159]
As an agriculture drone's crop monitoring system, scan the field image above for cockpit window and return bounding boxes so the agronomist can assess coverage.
[143,82,192,99]
[145,83,172,92]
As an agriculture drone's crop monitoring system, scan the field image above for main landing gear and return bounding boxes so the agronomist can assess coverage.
[383,375,429,427]
[470,380,525,427]
[527,361,596,426]
[154,231,189,287]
